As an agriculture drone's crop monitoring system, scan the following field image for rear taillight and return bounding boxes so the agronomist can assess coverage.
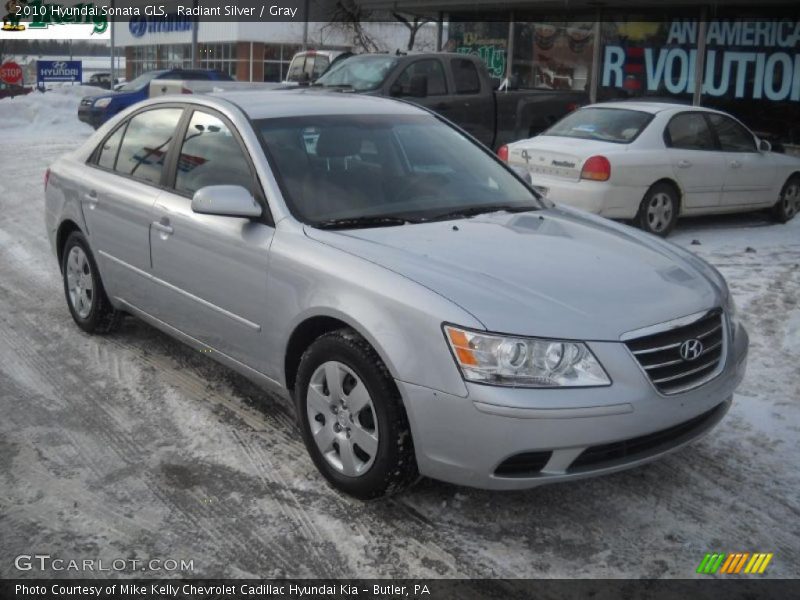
[497,144,509,162]
[181,86,192,94]
[566,102,579,112]
[44,167,51,190]
[580,155,610,181]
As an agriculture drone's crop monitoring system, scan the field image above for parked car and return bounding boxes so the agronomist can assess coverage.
[0,81,33,99]
[313,52,586,150]
[501,102,800,235]
[46,90,748,498]
[85,72,119,90]
[284,50,351,84]
[78,69,233,129]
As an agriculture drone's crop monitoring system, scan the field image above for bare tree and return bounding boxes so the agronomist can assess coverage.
[322,0,383,53]
[392,12,432,51]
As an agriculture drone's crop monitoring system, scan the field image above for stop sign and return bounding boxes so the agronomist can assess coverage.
[0,61,23,85]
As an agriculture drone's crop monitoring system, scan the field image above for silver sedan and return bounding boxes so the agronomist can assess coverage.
[45,90,748,498]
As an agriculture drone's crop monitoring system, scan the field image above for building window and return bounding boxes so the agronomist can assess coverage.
[199,43,237,78]
[446,20,509,79]
[512,22,594,91]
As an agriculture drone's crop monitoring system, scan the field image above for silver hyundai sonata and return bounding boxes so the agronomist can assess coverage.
[45,90,748,498]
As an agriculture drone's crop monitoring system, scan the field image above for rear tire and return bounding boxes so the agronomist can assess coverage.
[61,231,122,334]
[636,183,679,237]
[771,176,800,223]
[295,328,418,499]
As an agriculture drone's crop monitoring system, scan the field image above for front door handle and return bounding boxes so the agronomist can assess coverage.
[152,221,174,235]
[677,159,692,168]
[730,160,742,169]
[84,190,98,208]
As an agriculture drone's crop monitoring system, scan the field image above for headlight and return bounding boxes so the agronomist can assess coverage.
[93,97,112,108]
[444,325,611,388]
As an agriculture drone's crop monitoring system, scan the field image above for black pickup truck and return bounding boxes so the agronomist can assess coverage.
[312,52,587,150]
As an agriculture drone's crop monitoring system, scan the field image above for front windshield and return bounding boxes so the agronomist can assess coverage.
[256,114,542,225]
[314,56,397,91]
[117,71,163,92]
[544,107,653,143]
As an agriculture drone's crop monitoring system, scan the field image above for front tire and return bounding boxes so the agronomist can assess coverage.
[772,176,800,223]
[295,329,418,499]
[636,183,679,237]
[61,231,122,334]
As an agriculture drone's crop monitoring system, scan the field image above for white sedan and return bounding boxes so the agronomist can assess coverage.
[500,102,800,235]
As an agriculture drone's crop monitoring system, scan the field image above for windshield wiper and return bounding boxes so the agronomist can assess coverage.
[423,204,539,222]
[314,215,411,230]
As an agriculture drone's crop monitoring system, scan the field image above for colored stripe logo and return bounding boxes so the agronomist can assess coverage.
[697,552,773,574]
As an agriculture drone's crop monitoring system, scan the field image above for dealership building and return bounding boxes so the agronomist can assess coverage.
[113,20,436,83]
[356,0,800,149]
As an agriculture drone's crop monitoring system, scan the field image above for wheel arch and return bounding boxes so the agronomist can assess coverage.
[283,311,399,398]
[784,170,800,184]
[645,178,683,215]
[56,220,83,272]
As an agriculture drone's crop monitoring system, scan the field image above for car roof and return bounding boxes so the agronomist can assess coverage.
[585,101,719,115]
[209,88,428,119]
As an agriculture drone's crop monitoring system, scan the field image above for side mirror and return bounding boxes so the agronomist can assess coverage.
[408,74,428,97]
[759,139,771,152]
[389,82,403,97]
[191,185,262,218]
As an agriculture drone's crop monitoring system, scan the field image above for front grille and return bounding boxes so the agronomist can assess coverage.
[494,451,552,477]
[625,310,725,395]
[569,402,726,472]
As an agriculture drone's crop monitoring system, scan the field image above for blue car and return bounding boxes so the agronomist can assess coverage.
[78,69,233,129]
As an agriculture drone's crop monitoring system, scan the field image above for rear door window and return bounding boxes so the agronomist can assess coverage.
[96,124,126,169]
[665,113,716,150]
[114,108,183,185]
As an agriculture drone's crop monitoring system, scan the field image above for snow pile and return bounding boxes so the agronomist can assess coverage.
[0,85,104,139]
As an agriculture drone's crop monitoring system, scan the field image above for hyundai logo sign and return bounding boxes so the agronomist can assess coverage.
[37,60,82,85]
[129,14,193,38]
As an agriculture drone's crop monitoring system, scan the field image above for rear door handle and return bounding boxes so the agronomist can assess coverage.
[677,159,692,168]
[730,160,742,169]
[152,221,174,235]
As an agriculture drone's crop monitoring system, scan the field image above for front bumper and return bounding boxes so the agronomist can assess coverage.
[398,321,748,490]
[78,105,108,129]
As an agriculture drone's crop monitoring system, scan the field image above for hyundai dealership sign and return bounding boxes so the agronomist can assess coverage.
[128,14,193,38]
[37,60,82,85]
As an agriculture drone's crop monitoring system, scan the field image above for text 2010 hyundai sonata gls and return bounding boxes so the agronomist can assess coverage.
[45,90,748,498]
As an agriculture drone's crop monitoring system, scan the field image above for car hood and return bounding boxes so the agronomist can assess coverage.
[304,207,722,341]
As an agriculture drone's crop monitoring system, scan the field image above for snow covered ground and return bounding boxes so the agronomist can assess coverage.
[0,90,798,579]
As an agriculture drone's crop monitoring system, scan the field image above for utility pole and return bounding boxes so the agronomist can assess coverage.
[109,0,115,82]
[302,0,309,49]
[191,0,198,68]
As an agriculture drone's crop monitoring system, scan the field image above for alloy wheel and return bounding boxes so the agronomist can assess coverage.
[306,361,379,477]
[66,246,93,319]
[782,182,800,219]
[646,192,674,233]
